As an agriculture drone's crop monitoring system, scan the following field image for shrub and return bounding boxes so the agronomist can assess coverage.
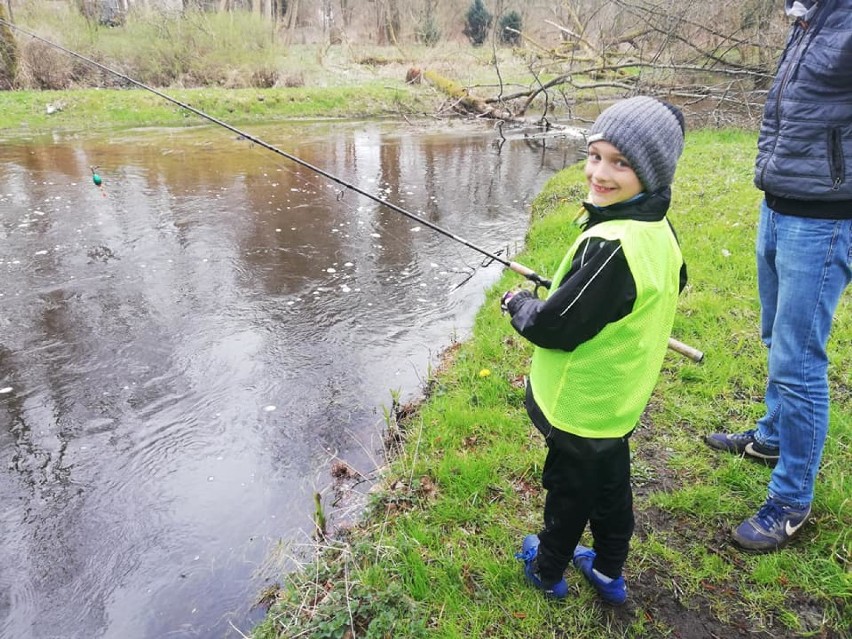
[463,0,492,47]
[499,10,522,45]
[417,15,441,47]
[19,38,75,89]
[11,5,285,89]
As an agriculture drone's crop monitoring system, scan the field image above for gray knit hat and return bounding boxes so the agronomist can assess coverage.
[587,96,685,193]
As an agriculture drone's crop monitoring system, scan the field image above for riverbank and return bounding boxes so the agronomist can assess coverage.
[0,83,435,138]
[0,38,552,138]
[253,129,851,638]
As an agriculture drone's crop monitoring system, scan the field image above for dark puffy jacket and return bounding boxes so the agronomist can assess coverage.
[755,0,852,215]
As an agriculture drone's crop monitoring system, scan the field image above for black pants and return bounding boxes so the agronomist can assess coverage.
[526,384,634,584]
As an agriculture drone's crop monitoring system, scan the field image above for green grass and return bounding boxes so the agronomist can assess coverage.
[253,129,852,639]
[2,3,559,130]
[0,84,430,137]
[0,37,536,138]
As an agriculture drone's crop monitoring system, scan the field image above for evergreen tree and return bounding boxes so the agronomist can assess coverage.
[463,0,492,47]
[417,16,442,46]
[499,10,522,45]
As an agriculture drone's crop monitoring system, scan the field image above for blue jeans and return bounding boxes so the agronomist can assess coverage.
[755,200,852,509]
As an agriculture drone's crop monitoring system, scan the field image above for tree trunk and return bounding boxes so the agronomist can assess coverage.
[282,0,299,43]
[339,0,350,28]
[373,0,400,45]
[272,0,287,23]
[74,0,98,22]
[321,0,333,37]
[0,1,18,89]
[386,0,400,45]
[423,69,514,120]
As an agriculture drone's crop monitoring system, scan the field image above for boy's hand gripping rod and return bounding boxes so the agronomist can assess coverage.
[0,19,704,364]
[509,262,704,363]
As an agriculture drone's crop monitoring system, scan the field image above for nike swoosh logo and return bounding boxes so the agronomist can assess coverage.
[745,443,776,459]
[785,519,805,536]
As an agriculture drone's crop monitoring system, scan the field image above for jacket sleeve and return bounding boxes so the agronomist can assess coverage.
[505,237,637,351]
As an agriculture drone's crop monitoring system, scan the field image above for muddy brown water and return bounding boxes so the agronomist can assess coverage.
[0,119,582,638]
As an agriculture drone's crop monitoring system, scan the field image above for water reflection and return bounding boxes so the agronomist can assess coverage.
[0,120,581,638]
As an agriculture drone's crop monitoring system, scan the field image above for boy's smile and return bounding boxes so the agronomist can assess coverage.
[584,140,643,207]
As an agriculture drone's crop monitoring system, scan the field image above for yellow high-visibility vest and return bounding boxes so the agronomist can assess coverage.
[530,218,682,438]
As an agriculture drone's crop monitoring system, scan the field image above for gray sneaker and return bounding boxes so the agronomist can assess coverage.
[704,429,779,467]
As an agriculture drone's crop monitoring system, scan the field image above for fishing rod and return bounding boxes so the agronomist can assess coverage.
[0,19,704,364]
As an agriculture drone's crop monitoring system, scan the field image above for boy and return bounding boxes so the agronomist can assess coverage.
[503,96,687,604]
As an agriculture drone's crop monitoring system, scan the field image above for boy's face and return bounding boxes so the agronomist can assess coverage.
[584,140,643,207]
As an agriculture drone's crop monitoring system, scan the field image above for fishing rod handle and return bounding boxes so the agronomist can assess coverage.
[667,337,704,363]
[508,261,539,279]
[508,262,553,290]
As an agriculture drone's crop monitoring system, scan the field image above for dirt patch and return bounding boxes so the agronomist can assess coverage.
[623,502,846,639]
[619,416,847,639]
[605,572,776,639]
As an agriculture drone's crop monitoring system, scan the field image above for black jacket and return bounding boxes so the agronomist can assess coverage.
[506,190,687,352]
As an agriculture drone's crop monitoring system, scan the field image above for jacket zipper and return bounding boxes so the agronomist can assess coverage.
[759,19,810,189]
[829,128,845,191]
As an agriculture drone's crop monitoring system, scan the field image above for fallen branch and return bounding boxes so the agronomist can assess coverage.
[422,69,515,120]
[484,59,772,108]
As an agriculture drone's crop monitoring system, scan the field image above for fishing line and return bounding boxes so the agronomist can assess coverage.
[0,18,704,363]
[1,19,536,284]
[219,142,479,305]
[242,141,484,290]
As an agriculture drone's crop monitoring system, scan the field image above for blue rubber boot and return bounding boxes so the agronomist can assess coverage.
[572,545,627,606]
[514,534,569,599]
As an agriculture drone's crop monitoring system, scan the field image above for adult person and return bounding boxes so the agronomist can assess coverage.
[704,0,852,552]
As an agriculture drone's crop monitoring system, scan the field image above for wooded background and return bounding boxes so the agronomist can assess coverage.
[1,0,793,126]
[55,0,790,49]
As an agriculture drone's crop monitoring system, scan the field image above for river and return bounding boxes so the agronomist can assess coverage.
[0,119,582,638]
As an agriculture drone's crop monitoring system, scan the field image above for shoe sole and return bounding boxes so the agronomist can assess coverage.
[704,436,778,467]
[731,533,787,552]
[732,531,795,552]
[703,435,744,452]
[743,442,779,467]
